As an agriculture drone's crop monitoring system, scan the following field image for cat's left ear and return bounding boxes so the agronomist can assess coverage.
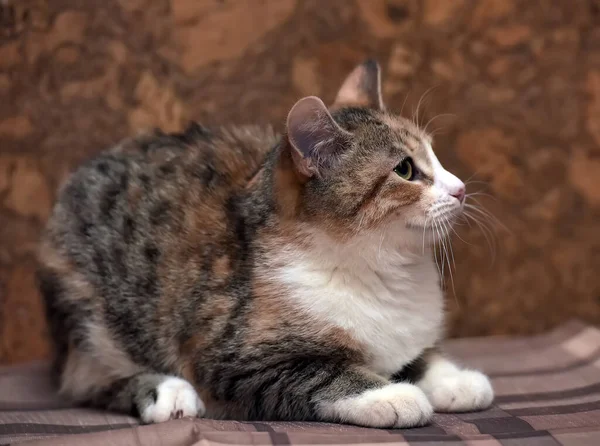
[333,59,385,110]
[286,96,351,178]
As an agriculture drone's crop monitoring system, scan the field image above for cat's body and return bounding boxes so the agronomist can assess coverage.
[38,61,493,427]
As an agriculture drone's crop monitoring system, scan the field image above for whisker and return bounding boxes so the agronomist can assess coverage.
[464,202,497,220]
[422,216,430,255]
[465,201,512,235]
[460,213,473,229]
[466,192,497,201]
[400,90,412,118]
[442,220,459,307]
[463,168,487,185]
[428,127,449,137]
[434,219,445,286]
[435,217,460,305]
[463,211,497,264]
[412,85,439,128]
[464,212,494,253]
[431,220,443,285]
[464,205,506,238]
[423,113,457,135]
[441,217,457,271]
[464,180,490,187]
[447,215,469,254]
[356,211,366,233]
[437,220,448,273]
[447,218,473,245]
[464,208,496,236]
[377,227,386,260]
[464,179,490,187]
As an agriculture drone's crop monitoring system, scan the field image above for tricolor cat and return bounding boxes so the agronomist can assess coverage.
[38,60,493,427]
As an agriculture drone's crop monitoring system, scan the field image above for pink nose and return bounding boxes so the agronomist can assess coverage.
[451,186,465,203]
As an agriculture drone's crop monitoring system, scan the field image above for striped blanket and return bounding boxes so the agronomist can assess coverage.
[1,320,599,445]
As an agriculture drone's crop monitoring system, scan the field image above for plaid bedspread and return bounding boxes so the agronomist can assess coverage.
[1,320,599,445]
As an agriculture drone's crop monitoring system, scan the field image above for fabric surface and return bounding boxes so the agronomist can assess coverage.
[1,320,599,445]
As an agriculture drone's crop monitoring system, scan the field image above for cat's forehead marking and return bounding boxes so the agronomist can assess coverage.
[382,115,428,149]
[401,134,423,154]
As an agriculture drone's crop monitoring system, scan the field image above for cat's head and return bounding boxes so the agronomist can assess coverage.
[281,60,465,247]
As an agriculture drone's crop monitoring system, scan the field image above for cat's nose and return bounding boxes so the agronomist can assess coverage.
[450,185,466,203]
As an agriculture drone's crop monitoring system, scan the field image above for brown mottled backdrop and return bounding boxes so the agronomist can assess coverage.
[1,0,599,364]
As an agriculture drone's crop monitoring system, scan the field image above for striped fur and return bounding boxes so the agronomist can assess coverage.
[38,61,492,427]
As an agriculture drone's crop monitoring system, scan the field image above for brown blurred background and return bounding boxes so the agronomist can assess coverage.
[1,0,600,365]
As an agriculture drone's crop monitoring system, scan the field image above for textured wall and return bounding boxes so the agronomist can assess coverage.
[1,0,600,364]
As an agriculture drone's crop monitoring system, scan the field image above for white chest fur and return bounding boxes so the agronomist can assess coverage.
[266,230,445,378]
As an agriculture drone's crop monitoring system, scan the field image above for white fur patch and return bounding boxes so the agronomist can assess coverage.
[265,228,444,377]
[426,142,465,200]
[141,377,206,424]
[418,356,494,412]
[319,383,433,428]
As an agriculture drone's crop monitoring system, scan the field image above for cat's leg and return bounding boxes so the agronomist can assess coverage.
[54,323,205,423]
[38,260,205,424]
[393,349,494,413]
[316,378,433,428]
[89,373,206,424]
[217,362,433,428]
[417,352,494,412]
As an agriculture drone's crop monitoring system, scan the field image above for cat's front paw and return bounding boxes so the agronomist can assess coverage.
[323,383,433,428]
[140,377,206,424]
[422,370,493,413]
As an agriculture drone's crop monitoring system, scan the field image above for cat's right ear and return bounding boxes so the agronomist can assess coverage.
[333,59,384,110]
[286,96,350,178]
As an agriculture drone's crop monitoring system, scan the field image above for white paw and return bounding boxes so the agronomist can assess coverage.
[141,377,206,424]
[320,383,433,428]
[421,370,494,413]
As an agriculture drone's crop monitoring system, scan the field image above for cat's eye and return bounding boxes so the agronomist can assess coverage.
[393,158,414,181]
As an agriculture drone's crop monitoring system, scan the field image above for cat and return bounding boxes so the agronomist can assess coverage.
[37,60,493,428]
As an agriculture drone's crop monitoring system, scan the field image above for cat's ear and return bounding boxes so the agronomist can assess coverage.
[286,96,350,178]
[333,59,384,110]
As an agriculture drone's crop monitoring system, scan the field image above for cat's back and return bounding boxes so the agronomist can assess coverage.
[47,123,277,246]
[43,123,278,283]
[38,123,278,370]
